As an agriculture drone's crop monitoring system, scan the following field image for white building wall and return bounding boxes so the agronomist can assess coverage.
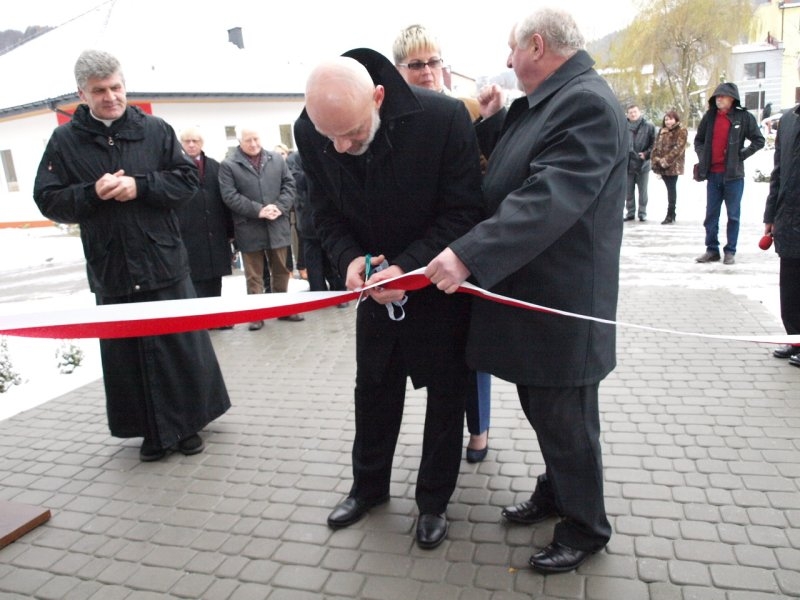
[0,97,306,226]
[730,45,784,115]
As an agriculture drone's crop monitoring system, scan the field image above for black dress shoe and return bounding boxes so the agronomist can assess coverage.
[623,216,635,222]
[416,513,448,549]
[327,495,389,529]
[529,542,596,573]
[278,314,305,322]
[773,344,800,359]
[501,499,557,524]
[139,439,166,462]
[790,354,800,367]
[248,320,264,331]
[177,433,204,456]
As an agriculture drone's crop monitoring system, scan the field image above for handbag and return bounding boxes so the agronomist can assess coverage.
[692,163,705,182]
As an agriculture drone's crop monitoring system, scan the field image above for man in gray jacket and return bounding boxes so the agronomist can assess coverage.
[219,126,302,328]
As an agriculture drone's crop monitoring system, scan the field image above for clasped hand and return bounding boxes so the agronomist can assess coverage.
[95,169,137,202]
[259,204,282,220]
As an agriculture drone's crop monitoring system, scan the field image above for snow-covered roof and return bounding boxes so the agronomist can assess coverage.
[731,41,782,54]
[0,0,308,114]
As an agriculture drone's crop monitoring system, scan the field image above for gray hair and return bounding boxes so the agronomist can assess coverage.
[74,49,124,90]
[515,8,584,57]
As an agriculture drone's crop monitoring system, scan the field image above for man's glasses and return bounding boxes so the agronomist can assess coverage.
[398,58,444,71]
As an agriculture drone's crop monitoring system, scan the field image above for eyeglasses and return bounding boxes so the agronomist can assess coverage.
[398,58,444,71]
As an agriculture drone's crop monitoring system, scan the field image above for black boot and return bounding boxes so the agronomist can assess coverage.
[661,215,674,225]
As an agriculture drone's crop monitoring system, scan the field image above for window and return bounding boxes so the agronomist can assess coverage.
[743,62,766,79]
[744,91,766,111]
[1,150,18,192]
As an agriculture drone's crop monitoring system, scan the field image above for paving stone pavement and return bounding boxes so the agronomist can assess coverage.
[1,162,799,599]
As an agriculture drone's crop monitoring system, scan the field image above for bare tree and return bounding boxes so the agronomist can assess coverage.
[603,0,754,120]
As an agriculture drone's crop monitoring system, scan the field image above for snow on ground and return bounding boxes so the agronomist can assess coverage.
[0,226,308,421]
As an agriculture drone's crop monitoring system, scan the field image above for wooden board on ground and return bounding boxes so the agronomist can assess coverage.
[0,501,51,548]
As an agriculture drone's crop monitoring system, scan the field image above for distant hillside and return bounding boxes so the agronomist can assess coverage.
[0,26,52,55]
[587,29,623,65]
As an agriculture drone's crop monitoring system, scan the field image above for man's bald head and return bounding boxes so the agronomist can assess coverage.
[305,57,385,155]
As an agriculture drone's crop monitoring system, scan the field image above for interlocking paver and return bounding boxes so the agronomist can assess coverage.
[2,196,800,599]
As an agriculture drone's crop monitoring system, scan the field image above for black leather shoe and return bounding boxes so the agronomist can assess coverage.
[773,344,800,359]
[501,500,557,524]
[790,354,800,368]
[248,320,264,331]
[529,542,596,573]
[327,495,389,529]
[416,513,448,549]
[139,439,166,462]
[177,434,204,456]
[623,216,635,222]
[278,314,305,322]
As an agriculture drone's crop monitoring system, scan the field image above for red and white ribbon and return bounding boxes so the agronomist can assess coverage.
[1,268,798,345]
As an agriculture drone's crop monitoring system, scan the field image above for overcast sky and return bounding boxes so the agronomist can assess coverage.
[2,0,637,77]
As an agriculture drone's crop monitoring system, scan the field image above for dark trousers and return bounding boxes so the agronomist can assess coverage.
[662,175,678,218]
[517,383,611,551]
[191,277,223,299]
[351,341,466,514]
[780,257,800,336]
[303,236,344,292]
[625,169,649,218]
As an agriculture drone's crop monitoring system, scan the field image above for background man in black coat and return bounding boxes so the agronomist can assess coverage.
[294,48,483,550]
[426,8,627,573]
[33,50,230,462]
[178,126,234,303]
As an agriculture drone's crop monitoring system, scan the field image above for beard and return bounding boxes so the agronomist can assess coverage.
[348,107,381,156]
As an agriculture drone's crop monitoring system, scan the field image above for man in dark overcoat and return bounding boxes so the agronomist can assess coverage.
[178,126,234,301]
[294,48,484,549]
[426,8,627,572]
[33,50,230,462]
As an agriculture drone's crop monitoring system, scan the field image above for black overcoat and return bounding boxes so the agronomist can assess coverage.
[33,104,230,447]
[175,153,234,281]
[765,104,800,259]
[294,48,484,386]
[452,50,627,387]
[34,105,196,297]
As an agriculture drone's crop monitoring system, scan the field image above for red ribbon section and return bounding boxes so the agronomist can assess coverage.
[1,269,798,345]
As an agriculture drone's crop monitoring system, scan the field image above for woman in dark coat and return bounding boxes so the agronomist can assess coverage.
[651,110,688,224]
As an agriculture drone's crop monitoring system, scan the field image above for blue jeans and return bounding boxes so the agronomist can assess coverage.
[704,173,744,255]
[466,371,491,435]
